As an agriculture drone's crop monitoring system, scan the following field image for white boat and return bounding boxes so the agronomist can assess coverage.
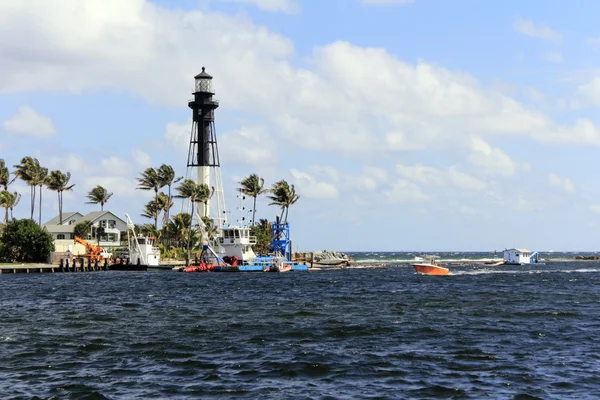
[123,214,160,267]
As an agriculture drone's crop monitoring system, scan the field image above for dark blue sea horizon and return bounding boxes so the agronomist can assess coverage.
[2,260,600,399]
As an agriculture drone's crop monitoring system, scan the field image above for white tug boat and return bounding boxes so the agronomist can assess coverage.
[216,225,257,266]
[118,214,160,269]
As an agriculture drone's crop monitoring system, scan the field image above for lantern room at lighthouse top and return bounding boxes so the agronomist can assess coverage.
[194,67,213,94]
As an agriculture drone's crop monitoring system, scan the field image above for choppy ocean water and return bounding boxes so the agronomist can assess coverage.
[2,255,600,399]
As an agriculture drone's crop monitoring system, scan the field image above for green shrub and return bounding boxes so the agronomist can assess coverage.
[0,219,54,263]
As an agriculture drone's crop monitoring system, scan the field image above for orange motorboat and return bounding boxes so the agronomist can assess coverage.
[413,256,449,276]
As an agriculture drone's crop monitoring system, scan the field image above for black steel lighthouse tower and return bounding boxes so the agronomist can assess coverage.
[186,67,227,227]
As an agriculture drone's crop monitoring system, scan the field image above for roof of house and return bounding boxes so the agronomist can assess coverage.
[505,248,530,253]
[44,211,126,226]
[43,225,75,233]
[82,211,126,224]
[43,212,83,225]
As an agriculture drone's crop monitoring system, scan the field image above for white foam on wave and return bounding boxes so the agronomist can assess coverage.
[451,268,600,276]
[355,258,504,264]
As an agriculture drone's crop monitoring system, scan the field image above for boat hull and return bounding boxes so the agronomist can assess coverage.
[413,263,449,275]
[108,264,148,271]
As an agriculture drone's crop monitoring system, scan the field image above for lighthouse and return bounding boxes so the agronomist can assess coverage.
[186,68,227,228]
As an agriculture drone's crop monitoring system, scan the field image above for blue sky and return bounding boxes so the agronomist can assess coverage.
[2,0,600,252]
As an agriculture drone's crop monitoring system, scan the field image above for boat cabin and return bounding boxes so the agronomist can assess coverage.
[217,226,257,264]
[503,248,539,265]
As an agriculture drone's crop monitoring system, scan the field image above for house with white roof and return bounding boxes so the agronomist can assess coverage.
[503,248,540,265]
[43,211,128,254]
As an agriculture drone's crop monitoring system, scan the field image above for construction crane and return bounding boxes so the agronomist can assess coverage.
[74,236,111,262]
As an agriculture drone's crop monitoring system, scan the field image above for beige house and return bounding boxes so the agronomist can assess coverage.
[43,211,128,254]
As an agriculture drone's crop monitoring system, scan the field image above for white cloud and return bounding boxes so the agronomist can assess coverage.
[396,163,486,190]
[2,106,56,138]
[289,168,339,199]
[219,126,278,167]
[590,204,600,214]
[467,137,519,177]
[533,119,600,146]
[344,166,388,192]
[164,120,190,155]
[101,157,133,177]
[548,173,575,193]
[542,52,563,63]
[0,2,583,157]
[447,166,486,190]
[131,148,151,168]
[575,77,600,107]
[219,0,299,13]
[383,180,430,203]
[513,18,562,42]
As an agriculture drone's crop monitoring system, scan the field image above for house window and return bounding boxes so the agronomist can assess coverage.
[100,220,107,228]
[57,234,65,240]
[107,233,117,242]
[108,220,116,229]
[68,220,76,225]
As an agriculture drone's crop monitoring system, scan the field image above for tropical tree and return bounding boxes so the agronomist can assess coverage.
[167,212,191,249]
[237,173,267,226]
[201,216,219,246]
[85,185,113,211]
[7,191,20,220]
[32,164,48,225]
[73,220,92,240]
[0,159,9,190]
[0,162,10,223]
[175,179,212,260]
[13,156,38,220]
[92,225,106,246]
[140,192,168,225]
[250,219,271,255]
[136,167,164,228]
[0,191,11,223]
[45,170,75,225]
[267,180,300,224]
[157,164,182,225]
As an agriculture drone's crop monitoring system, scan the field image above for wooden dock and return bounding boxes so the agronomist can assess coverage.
[0,260,108,274]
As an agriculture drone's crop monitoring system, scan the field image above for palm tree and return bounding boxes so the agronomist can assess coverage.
[141,196,164,223]
[92,225,105,246]
[86,185,113,211]
[167,213,192,248]
[45,170,75,225]
[13,156,38,219]
[201,216,219,246]
[237,173,267,226]
[136,167,164,229]
[175,179,212,260]
[267,179,300,224]
[157,164,182,226]
[0,159,9,190]
[0,161,9,222]
[7,191,20,220]
[31,164,48,225]
[0,191,10,223]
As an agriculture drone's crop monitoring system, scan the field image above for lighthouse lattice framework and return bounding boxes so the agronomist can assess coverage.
[186,67,227,228]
